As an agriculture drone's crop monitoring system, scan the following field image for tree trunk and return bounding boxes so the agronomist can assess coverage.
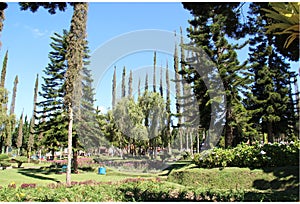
[267,122,274,143]
[73,150,78,174]
[190,131,193,155]
[179,129,183,151]
[225,106,233,148]
[66,107,73,186]
[0,137,3,154]
[185,130,189,151]
[39,149,42,163]
[168,142,171,155]
[196,131,199,153]
[27,148,31,163]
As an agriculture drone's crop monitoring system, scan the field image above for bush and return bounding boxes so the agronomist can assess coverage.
[12,156,28,168]
[0,154,9,160]
[0,154,11,168]
[193,141,300,168]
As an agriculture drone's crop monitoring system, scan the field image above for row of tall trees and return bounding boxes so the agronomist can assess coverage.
[0,49,41,160]
[181,2,299,147]
[101,51,177,158]
[97,2,299,155]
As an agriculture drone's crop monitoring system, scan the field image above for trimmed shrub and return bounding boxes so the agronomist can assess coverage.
[12,156,28,168]
[193,141,300,168]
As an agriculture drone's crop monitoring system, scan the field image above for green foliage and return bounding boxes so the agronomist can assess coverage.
[19,2,68,14]
[0,154,10,167]
[262,2,299,49]
[12,156,27,168]
[0,154,9,160]
[247,3,298,142]
[182,3,252,147]
[193,141,300,168]
[167,166,299,201]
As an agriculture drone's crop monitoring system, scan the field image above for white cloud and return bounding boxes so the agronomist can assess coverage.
[23,25,49,38]
[32,28,48,38]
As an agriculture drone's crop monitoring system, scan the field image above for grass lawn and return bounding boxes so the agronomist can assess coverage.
[0,164,157,187]
[0,161,299,201]
[167,164,299,200]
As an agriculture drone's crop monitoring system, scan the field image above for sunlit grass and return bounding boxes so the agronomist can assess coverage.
[0,165,157,187]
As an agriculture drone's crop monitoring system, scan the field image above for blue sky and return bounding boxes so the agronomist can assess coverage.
[1,2,192,118]
[1,2,299,119]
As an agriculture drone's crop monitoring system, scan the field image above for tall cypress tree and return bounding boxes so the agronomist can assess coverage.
[112,66,116,107]
[0,86,8,153]
[0,50,8,88]
[138,78,141,97]
[28,74,38,161]
[159,67,163,97]
[128,70,133,98]
[165,62,172,153]
[65,2,88,185]
[174,32,183,150]
[122,66,126,98]
[153,51,157,93]
[9,75,18,115]
[0,3,7,43]
[145,73,148,92]
[0,50,9,153]
[75,55,103,153]
[5,75,18,154]
[16,112,23,156]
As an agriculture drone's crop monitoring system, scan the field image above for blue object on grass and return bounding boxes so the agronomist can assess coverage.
[62,165,67,173]
[98,167,106,175]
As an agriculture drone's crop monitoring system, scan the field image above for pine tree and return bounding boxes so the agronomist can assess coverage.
[65,2,88,185]
[112,66,116,107]
[37,30,68,158]
[128,70,133,98]
[247,3,297,142]
[183,3,250,148]
[153,51,157,93]
[122,66,126,98]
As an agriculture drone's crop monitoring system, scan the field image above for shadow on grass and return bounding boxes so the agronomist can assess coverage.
[248,166,299,201]
[159,160,192,176]
[17,167,61,183]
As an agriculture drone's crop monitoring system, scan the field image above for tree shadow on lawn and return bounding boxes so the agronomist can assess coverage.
[17,167,61,183]
[246,166,299,201]
[159,161,193,176]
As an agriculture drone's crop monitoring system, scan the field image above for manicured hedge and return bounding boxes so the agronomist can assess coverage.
[193,141,299,168]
